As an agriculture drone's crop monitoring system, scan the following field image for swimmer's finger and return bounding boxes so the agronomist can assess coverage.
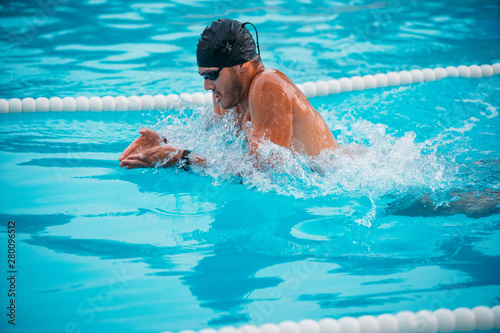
[139,127,150,135]
[148,150,179,167]
[120,153,143,163]
[140,128,162,142]
[142,148,178,164]
[139,148,158,161]
[119,141,140,161]
[142,151,167,165]
[120,156,152,168]
[122,153,144,163]
[119,129,153,161]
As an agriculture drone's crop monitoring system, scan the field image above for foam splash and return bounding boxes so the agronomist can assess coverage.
[463,99,499,119]
[151,105,460,208]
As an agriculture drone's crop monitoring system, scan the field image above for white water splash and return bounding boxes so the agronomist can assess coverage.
[463,99,499,119]
[151,106,459,204]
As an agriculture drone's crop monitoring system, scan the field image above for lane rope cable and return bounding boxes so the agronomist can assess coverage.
[1,63,499,113]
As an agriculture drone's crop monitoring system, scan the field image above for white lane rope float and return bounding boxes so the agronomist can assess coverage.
[0,63,499,114]
[168,306,500,333]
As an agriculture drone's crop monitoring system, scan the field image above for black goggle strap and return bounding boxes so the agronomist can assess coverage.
[242,22,260,56]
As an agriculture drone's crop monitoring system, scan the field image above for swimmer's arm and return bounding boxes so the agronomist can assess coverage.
[246,77,293,166]
[184,151,207,168]
[120,146,206,169]
[119,129,207,169]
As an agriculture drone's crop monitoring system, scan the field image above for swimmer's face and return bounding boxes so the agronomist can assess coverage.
[199,66,244,109]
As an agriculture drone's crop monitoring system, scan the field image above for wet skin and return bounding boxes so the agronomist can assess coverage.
[119,60,339,169]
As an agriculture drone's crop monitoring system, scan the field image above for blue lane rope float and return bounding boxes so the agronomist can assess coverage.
[0,63,499,113]
[166,305,500,333]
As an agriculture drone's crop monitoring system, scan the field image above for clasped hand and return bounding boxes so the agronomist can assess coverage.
[118,128,182,169]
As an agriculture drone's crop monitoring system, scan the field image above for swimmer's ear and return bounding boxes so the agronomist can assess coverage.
[237,61,251,73]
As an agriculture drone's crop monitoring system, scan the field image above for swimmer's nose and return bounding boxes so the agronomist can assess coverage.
[204,79,214,91]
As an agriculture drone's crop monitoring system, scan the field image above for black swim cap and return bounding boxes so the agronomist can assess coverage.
[196,18,260,68]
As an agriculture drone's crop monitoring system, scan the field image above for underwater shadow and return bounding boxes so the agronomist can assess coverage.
[0,213,74,234]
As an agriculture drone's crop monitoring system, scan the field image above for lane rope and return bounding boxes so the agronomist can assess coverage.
[1,63,499,113]
[166,306,500,333]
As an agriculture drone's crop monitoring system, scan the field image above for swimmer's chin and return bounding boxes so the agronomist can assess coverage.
[216,98,229,109]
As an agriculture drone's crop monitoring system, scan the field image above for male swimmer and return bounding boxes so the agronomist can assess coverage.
[119,18,338,169]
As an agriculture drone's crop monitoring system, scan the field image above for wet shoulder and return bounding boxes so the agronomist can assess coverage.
[250,68,298,97]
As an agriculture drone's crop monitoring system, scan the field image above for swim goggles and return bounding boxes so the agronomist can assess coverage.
[200,66,224,81]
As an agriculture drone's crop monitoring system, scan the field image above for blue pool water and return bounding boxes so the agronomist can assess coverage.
[1,1,500,332]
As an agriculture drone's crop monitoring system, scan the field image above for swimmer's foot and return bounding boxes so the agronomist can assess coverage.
[395,189,500,218]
